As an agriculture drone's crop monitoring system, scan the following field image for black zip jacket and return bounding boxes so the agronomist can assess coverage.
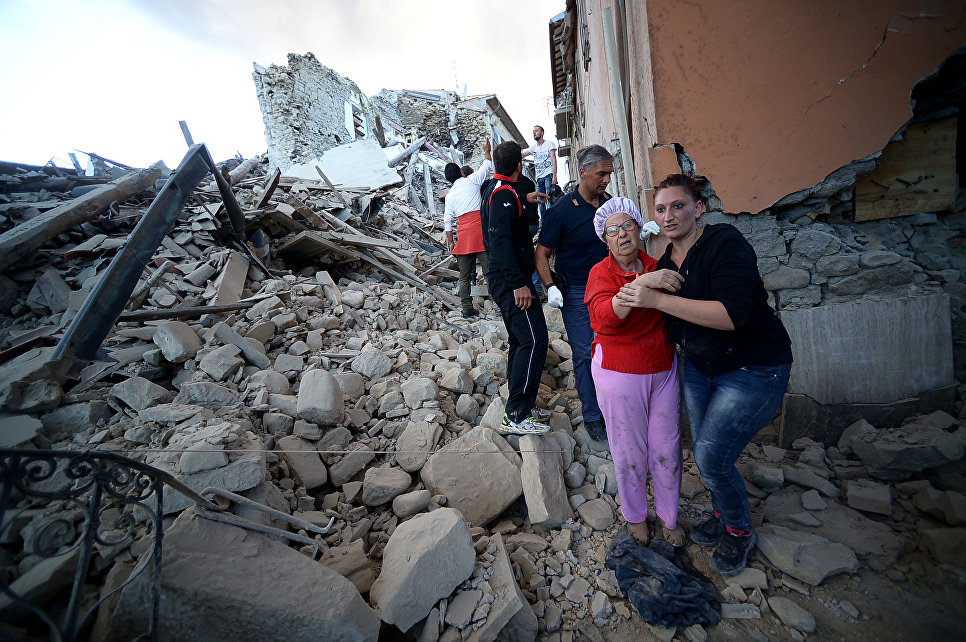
[657,223,793,376]
[480,174,538,290]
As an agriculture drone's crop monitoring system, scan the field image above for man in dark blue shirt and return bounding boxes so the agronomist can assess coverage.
[535,145,613,442]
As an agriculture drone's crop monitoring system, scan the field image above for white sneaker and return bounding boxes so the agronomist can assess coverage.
[500,413,551,435]
[532,408,553,420]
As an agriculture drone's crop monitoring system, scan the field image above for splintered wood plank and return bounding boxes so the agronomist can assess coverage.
[276,231,361,262]
[854,117,957,221]
[212,251,250,306]
[321,231,401,250]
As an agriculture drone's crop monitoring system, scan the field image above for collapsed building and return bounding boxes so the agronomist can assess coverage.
[550,0,966,447]
[0,36,964,642]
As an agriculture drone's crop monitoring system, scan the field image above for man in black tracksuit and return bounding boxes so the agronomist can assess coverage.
[480,141,551,435]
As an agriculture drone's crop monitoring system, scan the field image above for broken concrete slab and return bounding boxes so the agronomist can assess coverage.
[153,320,202,363]
[110,509,379,640]
[845,416,966,481]
[320,538,374,594]
[463,532,538,642]
[275,435,327,489]
[420,426,522,526]
[768,596,816,633]
[163,454,266,514]
[756,524,859,586]
[198,344,244,381]
[110,376,173,411]
[519,433,575,529]
[0,414,44,447]
[172,382,239,410]
[296,369,344,426]
[395,420,442,473]
[846,479,892,515]
[370,508,475,632]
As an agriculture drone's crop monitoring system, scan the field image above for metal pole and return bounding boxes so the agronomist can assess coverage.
[602,6,640,212]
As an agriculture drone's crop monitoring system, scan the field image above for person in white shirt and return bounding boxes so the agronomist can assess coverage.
[521,125,558,218]
[444,138,492,318]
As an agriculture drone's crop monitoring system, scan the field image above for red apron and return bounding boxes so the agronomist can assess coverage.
[452,210,485,255]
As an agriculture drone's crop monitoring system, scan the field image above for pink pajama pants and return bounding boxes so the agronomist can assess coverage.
[591,345,682,528]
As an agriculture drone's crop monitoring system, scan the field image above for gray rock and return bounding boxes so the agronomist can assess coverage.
[370,508,475,632]
[297,369,344,426]
[751,464,783,491]
[328,444,376,487]
[849,418,966,481]
[519,433,575,529]
[274,353,304,373]
[0,414,43,447]
[40,401,111,437]
[351,348,393,380]
[720,603,761,619]
[244,295,283,320]
[179,443,228,474]
[782,464,839,498]
[332,372,366,399]
[790,228,841,259]
[439,367,473,395]
[420,427,522,526]
[172,382,238,410]
[446,590,482,629]
[455,394,480,422]
[247,370,290,394]
[396,420,442,473]
[756,524,858,585]
[214,321,271,369]
[725,567,768,590]
[467,533,537,641]
[198,344,244,381]
[577,498,615,531]
[828,261,914,295]
[164,455,265,514]
[920,527,966,565]
[0,548,81,618]
[153,321,202,363]
[110,508,379,640]
[859,250,902,268]
[276,436,327,489]
[476,352,508,378]
[362,466,412,506]
[763,266,810,291]
[392,489,432,518]
[111,376,172,411]
[913,487,966,526]
[342,290,365,309]
[846,479,892,515]
[816,254,860,277]
[768,596,816,633]
[564,461,587,488]
[800,489,828,511]
[401,376,438,408]
[320,538,374,594]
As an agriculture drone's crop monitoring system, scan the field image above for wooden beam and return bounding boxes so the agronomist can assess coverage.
[228,157,260,185]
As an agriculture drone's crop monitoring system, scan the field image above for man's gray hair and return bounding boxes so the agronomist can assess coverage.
[576,144,614,172]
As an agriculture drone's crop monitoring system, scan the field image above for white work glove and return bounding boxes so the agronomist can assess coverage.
[641,221,661,238]
[546,285,564,308]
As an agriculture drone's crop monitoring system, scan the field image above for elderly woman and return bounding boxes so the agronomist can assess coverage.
[584,197,685,547]
[617,174,793,576]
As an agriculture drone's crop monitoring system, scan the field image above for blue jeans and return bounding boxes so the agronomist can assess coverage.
[683,359,791,532]
[561,284,602,423]
[536,174,553,217]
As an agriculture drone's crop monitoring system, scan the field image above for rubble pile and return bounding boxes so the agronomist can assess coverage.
[1,141,965,640]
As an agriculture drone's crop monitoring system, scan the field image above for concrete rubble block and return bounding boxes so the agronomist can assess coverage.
[396,420,443,473]
[138,403,211,425]
[153,320,202,363]
[0,414,44,447]
[163,453,265,515]
[179,442,229,474]
[40,400,111,437]
[720,603,761,619]
[172,382,239,410]
[297,369,344,426]
[914,487,966,526]
[0,347,54,412]
[420,426,522,526]
[0,548,81,618]
[244,294,283,320]
[213,321,271,369]
[919,527,966,565]
[276,435,328,489]
[393,489,432,519]
[320,538,374,594]
[455,394,480,422]
[756,524,859,586]
[751,464,784,491]
[479,397,506,432]
[401,376,439,408]
[198,344,245,381]
[463,532,538,642]
[846,479,892,515]
[577,498,615,531]
[800,489,828,511]
[333,372,366,400]
[725,567,768,590]
[519,434,575,529]
[370,508,475,632]
[446,589,482,629]
[274,353,304,373]
[342,290,365,309]
[110,376,173,411]
[506,532,550,555]
[362,466,412,507]
[246,370,290,394]
[317,426,353,465]
[849,418,966,482]
[767,596,816,633]
[476,352,508,378]
[837,418,874,454]
[110,510,379,641]
[782,464,839,498]
[439,367,473,395]
[351,347,393,380]
[16,379,63,413]
[328,443,376,487]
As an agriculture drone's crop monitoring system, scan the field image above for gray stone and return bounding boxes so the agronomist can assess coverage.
[172,382,238,410]
[320,538,374,594]
[198,344,244,381]
[476,352,508,378]
[342,290,365,309]
[720,603,761,619]
[816,254,860,277]
[725,567,768,590]
[351,348,393,380]
[683,623,708,642]
[247,370,290,394]
[401,376,438,408]
[0,548,81,618]
[392,489,432,518]
[0,414,43,447]
[153,321,202,363]
[471,536,540,641]
[800,489,828,511]
[859,250,902,268]
[274,353,304,372]
[362,466,412,506]
[768,596,816,633]
[846,479,892,515]
[455,394,480,422]
[439,367,473,395]
[564,461,587,488]
[214,321,271,369]
[276,436,327,489]
[828,261,914,295]
[297,369,344,426]
[245,295,283,320]
[137,403,210,424]
[790,228,841,259]
[751,464,784,491]
[519,434,575,529]
[782,464,839,498]
[913,487,966,526]
[920,527,966,566]
[577,498,614,531]
[789,512,823,527]
[317,426,353,465]
[849,419,966,482]
[756,524,858,586]
[164,455,265,514]
[328,444,376,487]
[179,443,228,474]
[111,508,379,640]
[396,420,442,473]
[332,372,366,399]
[763,266,810,291]
[420,427,522,526]
[111,376,172,411]
[370,508,475,632]
[446,590,482,629]
[41,401,111,437]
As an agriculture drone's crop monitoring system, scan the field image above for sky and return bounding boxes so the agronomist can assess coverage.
[0,0,566,172]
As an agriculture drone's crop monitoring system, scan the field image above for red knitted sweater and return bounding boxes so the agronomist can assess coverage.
[584,250,674,375]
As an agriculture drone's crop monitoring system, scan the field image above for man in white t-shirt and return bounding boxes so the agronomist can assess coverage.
[521,125,557,218]
[444,139,492,318]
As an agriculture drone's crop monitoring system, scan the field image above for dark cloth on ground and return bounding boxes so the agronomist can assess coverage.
[606,527,721,627]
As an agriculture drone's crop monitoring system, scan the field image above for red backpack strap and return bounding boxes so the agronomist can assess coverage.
[488,183,523,218]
